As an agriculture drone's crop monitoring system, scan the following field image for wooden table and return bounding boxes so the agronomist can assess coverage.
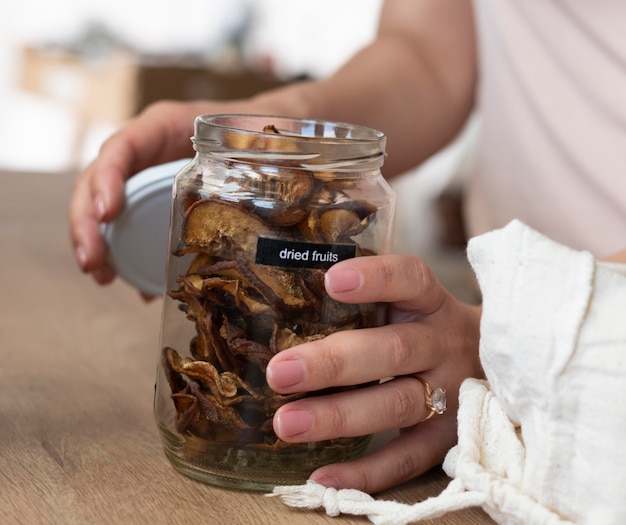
[0,169,493,524]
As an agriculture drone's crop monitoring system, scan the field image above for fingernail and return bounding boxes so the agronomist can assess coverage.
[274,409,314,438]
[325,268,362,294]
[76,246,87,271]
[94,194,106,220]
[312,477,342,489]
[267,359,305,389]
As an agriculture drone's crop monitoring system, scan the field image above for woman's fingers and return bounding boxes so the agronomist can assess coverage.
[265,253,483,493]
[267,322,441,393]
[273,374,457,493]
[69,163,115,280]
[267,254,459,394]
[273,375,452,441]
[68,101,201,280]
[87,101,199,216]
[308,418,457,494]
[324,254,448,316]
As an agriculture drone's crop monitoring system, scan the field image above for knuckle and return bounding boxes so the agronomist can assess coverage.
[376,257,398,290]
[317,337,347,383]
[388,384,419,427]
[324,397,350,436]
[377,254,435,291]
[385,329,414,372]
[351,465,376,494]
[410,257,436,293]
[392,449,423,482]
[410,259,446,311]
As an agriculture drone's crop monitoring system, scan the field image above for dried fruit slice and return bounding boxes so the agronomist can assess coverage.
[319,208,362,243]
[221,125,301,154]
[234,253,313,314]
[244,168,315,226]
[180,198,272,255]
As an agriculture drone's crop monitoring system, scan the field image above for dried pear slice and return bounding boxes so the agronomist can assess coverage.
[186,253,215,275]
[195,275,273,317]
[297,200,378,244]
[269,325,326,354]
[172,391,215,439]
[168,285,233,368]
[181,198,272,255]
[319,208,361,243]
[165,347,238,399]
[233,253,312,313]
[192,261,280,318]
[245,168,315,226]
[196,257,312,315]
[221,123,301,154]
[269,319,360,354]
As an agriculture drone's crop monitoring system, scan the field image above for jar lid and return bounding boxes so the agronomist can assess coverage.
[101,158,192,296]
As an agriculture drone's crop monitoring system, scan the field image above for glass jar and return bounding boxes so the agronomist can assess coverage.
[154,114,396,491]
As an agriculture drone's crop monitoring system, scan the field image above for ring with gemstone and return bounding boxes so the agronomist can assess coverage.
[413,376,447,422]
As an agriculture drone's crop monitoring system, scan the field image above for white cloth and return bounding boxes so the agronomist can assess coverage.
[269,220,626,524]
[466,0,626,258]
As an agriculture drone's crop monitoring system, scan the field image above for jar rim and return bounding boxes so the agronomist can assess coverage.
[192,114,386,171]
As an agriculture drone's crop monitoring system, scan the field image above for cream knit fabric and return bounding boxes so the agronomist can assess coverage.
[269,220,626,524]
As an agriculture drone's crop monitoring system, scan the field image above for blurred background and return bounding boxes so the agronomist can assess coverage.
[0,0,382,171]
[0,0,477,300]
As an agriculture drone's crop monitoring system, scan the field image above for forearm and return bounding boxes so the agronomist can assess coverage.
[252,0,478,177]
[158,1,477,178]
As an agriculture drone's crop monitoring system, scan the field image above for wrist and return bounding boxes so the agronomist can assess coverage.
[248,80,323,119]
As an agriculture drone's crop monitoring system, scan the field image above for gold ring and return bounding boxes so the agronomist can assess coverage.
[414,376,447,422]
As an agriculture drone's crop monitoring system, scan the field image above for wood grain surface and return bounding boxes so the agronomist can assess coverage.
[0,169,494,524]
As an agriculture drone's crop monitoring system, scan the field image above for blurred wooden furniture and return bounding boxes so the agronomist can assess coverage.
[20,46,289,120]
[18,46,288,169]
[20,46,139,124]
[0,168,494,524]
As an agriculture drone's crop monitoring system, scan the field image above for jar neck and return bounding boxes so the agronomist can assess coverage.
[192,114,386,173]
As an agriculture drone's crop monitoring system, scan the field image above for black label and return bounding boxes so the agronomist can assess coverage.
[255,237,357,270]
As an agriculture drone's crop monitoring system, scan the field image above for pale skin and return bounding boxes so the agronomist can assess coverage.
[67,0,626,494]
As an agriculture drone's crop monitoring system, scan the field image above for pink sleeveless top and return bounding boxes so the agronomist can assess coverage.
[466,0,626,257]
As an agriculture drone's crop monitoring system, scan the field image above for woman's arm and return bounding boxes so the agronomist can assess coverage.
[69,0,477,284]
[300,0,477,176]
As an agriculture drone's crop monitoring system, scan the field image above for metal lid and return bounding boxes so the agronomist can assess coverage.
[101,158,192,296]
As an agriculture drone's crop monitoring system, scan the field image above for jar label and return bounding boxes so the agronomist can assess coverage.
[255,237,357,270]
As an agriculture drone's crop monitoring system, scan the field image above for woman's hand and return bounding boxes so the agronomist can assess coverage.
[69,100,212,284]
[68,97,291,286]
[266,254,482,494]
